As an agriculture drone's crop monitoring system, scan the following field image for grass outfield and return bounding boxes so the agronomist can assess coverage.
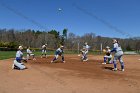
[0,50,101,60]
[0,51,16,60]
[0,51,54,60]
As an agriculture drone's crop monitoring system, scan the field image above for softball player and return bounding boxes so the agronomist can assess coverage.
[41,44,47,58]
[102,46,112,64]
[84,42,89,52]
[111,39,124,71]
[82,42,89,61]
[26,46,36,60]
[51,46,65,63]
[80,48,88,61]
[12,46,27,70]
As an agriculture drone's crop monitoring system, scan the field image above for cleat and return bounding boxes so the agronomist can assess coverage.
[109,61,113,64]
[83,60,87,62]
[121,69,124,71]
[62,61,65,63]
[12,64,15,69]
[112,68,117,71]
[102,63,106,64]
[85,59,88,61]
[51,61,54,63]
[33,58,36,60]
[12,65,20,70]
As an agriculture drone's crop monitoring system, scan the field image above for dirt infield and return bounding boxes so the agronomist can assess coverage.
[0,55,140,93]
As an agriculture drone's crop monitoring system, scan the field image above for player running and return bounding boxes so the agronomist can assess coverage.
[51,46,65,63]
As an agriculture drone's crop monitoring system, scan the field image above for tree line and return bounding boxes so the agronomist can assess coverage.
[0,28,140,52]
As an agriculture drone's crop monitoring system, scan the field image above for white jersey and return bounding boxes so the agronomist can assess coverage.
[83,44,89,51]
[42,45,47,50]
[106,49,111,53]
[56,48,63,53]
[113,43,122,52]
[16,50,23,58]
[113,43,123,56]
[27,49,32,54]
[85,45,89,50]
[105,49,112,58]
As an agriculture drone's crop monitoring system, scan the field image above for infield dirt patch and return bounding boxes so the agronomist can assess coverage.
[0,55,140,93]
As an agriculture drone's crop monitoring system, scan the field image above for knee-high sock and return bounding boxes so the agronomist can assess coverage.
[113,61,117,68]
[104,57,107,63]
[120,61,124,69]
[53,55,58,61]
[62,56,64,61]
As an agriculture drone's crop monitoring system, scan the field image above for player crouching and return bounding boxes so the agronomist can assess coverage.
[80,48,88,62]
[102,46,112,64]
[51,46,65,63]
[12,46,27,70]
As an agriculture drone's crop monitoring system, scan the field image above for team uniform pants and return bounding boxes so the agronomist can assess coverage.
[113,51,124,70]
[13,60,26,70]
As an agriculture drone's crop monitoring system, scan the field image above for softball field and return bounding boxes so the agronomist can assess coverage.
[0,55,140,93]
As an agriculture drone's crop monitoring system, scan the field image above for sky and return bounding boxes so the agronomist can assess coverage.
[0,0,140,38]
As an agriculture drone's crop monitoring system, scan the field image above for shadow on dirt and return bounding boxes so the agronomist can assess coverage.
[104,67,114,71]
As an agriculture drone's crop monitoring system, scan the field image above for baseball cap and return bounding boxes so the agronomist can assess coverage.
[106,46,110,49]
[18,46,23,49]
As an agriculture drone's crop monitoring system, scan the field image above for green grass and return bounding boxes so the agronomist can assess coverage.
[0,51,16,60]
[0,50,102,60]
[0,51,55,60]
[34,50,55,55]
